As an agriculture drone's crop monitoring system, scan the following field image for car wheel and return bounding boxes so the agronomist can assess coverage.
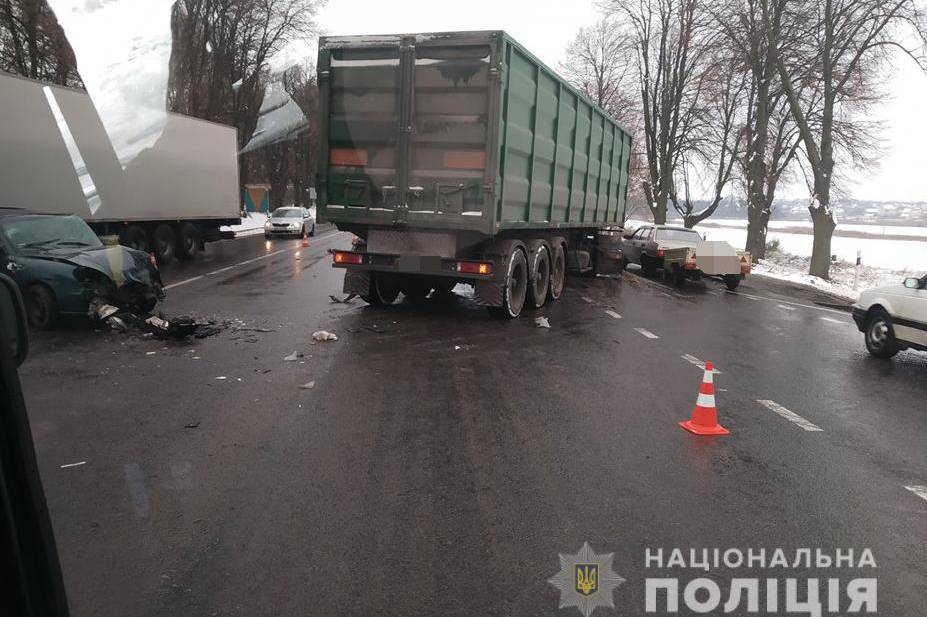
[723,274,740,291]
[673,266,687,288]
[641,254,655,276]
[547,243,566,302]
[309,224,316,237]
[153,224,176,264]
[176,222,201,260]
[487,247,528,319]
[865,310,899,358]
[25,284,59,330]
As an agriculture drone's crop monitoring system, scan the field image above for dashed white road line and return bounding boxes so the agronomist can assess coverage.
[727,289,848,315]
[757,400,823,431]
[604,310,622,319]
[681,354,721,373]
[582,296,594,304]
[905,485,927,502]
[820,316,846,324]
[778,303,797,311]
[60,461,87,469]
[164,231,345,290]
[634,327,659,339]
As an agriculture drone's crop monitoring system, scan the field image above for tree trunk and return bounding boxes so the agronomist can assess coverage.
[745,207,771,261]
[808,204,836,279]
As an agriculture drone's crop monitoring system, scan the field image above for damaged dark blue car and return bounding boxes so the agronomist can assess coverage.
[0,209,165,329]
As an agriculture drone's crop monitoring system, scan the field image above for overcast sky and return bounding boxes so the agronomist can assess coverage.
[315,0,927,203]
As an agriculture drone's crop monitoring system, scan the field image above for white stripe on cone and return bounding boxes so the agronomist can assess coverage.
[696,393,715,407]
[703,371,713,384]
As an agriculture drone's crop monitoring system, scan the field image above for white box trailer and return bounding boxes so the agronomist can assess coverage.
[0,71,240,262]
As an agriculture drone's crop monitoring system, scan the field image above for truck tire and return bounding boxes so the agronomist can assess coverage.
[24,284,59,330]
[402,279,431,303]
[547,243,566,302]
[176,222,201,260]
[361,273,400,305]
[864,309,899,359]
[153,224,176,264]
[723,274,741,290]
[526,243,550,309]
[120,225,148,252]
[488,247,528,319]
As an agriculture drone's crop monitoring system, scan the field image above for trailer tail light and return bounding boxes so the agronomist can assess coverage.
[149,252,159,270]
[443,150,486,170]
[457,260,492,275]
[330,148,368,167]
[332,251,364,265]
[656,249,665,258]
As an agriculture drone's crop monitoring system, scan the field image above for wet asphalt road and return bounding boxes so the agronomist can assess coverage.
[19,231,927,616]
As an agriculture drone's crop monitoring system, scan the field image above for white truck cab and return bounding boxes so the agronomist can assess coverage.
[852,275,927,358]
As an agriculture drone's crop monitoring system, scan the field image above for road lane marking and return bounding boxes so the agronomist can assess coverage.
[778,304,796,311]
[634,327,659,339]
[582,296,594,303]
[60,461,86,469]
[681,354,721,373]
[820,316,845,324]
[905,485,927,502]
[660,292,673,299]
[164,231,346,290]
[726,289,848,315]
[605,310,622,319]
[757,400,823,431]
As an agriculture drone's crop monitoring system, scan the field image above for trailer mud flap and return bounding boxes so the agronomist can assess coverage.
[343,268,370,296]
[473,280,504,307]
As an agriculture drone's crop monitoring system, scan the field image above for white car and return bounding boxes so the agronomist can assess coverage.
[852,275,927,358]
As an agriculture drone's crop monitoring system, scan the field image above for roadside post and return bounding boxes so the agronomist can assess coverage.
[854,250,862,291]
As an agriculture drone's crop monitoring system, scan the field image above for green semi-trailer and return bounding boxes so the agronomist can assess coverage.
[317,31,632,318]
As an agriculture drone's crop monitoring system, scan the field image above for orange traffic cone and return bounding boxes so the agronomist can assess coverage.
[679,361,729,435]
[301,231,310,248]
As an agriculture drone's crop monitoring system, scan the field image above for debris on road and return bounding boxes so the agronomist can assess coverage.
[329,293,358,304]
[312,330,338,342]
[145,351,157,356]
[184,421,200,429]
[59,461,87,469]
[284,351,304,361]
[535,316,551,329]
[299,381,316,390]
[91,298,223,340]
[215,376,227,380]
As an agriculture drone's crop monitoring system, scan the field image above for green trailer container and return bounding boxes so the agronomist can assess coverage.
[317,31,632,318]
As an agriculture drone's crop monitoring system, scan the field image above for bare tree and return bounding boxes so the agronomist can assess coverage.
[671,51,747,227]
[773,0,926,278]
[610,0,717,225]
[0,0,80,86]
[560,17,636,124]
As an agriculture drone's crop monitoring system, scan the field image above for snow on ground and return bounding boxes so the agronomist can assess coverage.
[221,211,268,237]
[752,250,918,302]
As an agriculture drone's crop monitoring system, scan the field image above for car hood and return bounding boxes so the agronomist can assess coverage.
[22,245,160,287]
[858,283,905,301]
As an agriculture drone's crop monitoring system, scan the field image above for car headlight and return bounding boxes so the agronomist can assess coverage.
[290,222,301,229]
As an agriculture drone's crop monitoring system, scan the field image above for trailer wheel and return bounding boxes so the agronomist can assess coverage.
[547,243,566,302]
[153,224,176,264]
[526,244,550,308]
[723,274,741,291]
[361,273,400,305]
[176,222,201,260]
[120,225,148,252]
[402,280,431,303]
[488,247,528,319]
[641,254,656,276]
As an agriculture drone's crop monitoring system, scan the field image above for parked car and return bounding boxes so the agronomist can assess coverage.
[264,207,315,238]
[0,209,164,329]
[852,275,927,358]
[620,224,749,290]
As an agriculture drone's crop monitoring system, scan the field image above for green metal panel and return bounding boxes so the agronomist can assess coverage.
[318,31,632,236]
